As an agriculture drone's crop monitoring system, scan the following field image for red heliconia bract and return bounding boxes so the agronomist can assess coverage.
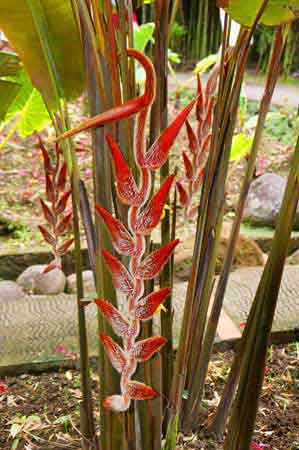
[178,67,218,219]
[59,49,191,412]
[38,139,73,272]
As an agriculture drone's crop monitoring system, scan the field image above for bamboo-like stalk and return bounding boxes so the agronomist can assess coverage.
[204,27,285,437]
[148,0,173,420]
[26,2,96,446]
[224,117,299,450]
[165,2,270,446]
[75,2,123,449]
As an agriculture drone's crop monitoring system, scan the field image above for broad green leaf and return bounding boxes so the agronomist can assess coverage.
[0,80,21,121]
[0,0,85,109]
[134,23,155,52]
[6,70,50,136]
[193,54,218,74]
[218,0,299,26]
[230,133,253,161]
[0,51,21,77]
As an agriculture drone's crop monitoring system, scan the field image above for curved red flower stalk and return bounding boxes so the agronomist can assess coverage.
[90,50,194,412]
[177,68,219,219]
[38,138,73,272]
[57,49,192,412]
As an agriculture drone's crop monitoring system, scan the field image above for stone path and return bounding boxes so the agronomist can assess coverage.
[169,72,299,108]
[1,266,299,371]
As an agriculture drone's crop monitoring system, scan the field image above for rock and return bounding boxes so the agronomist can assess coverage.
[0,280,26,302]
[17,265,66,295]
[66,270,96,294]
[287,249,299,265]
[244,173,299,229]
[174,223,264,281]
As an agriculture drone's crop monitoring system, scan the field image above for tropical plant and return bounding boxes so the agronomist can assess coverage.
[38,138,73,273]
[176,68,218,219]
[2,2,299,450]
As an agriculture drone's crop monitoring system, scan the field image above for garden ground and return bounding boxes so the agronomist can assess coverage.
[0,344,298,450]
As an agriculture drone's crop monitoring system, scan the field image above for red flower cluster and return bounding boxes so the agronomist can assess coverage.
[177,68,219,219]
[80,49,195,411]
[38,139,73,273]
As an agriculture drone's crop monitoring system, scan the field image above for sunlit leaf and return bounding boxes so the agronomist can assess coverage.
[218,0,299,26]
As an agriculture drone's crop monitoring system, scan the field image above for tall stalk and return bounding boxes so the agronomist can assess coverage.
[74,2,123,449]
[206,26,285,437]
[224,119,299,450]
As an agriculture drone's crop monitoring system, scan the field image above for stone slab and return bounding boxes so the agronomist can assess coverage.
[1,266,299,369]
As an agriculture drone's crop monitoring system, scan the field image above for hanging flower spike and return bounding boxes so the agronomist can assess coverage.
[140,99,196,169]
[96,204,135,255]
[55,49,156,142]
[38,139,73,272]
[57,49,190,412]
[133,174,175,235]
[178,68,218,219]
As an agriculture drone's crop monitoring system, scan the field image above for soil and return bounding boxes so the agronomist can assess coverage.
[0,344,298,450]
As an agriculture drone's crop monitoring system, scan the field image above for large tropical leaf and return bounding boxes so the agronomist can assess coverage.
[0,80,21,121]
[0,51,21,77]
[0,0,85,108]
[5,70,50,136]
[218,0,299,26]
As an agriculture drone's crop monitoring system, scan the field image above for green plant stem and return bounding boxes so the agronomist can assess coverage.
[224,118,299,450]
[204,26,285,437]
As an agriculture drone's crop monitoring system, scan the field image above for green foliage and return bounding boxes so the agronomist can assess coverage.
[0,0,85,109]
[133,22,155,52]
[5,69,50,137]
[244,108,299,144]
[194,53,219,74]
[230,133,253,161]
[220,0,299,26]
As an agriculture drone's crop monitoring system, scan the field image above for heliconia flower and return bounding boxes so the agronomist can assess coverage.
[126,381,157,400]
[182,151,193,179]
[95,299,130,338]
[135,288,171,320]
[133,336,166,362]
[55,49,156,142]
[140,99,196,169]
[104,394,130,412]
[135,240,179,280]
[96,204,135,255]
[176,181,189,206]
[102,249,134,295]
[100,334,127,373]
[105,134,141,206]
[134,174,175,235]
[185,119,199,155]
